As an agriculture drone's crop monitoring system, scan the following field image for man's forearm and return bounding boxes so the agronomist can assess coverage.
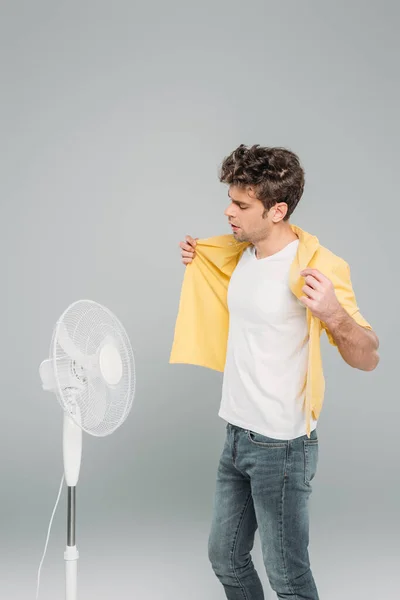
[324,307,380,371]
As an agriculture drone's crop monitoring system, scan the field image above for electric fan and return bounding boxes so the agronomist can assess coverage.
[38,299,135,600]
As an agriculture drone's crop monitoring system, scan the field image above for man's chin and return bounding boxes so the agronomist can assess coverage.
[233,231,247,242]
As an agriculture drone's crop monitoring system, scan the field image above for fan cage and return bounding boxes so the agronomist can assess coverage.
[50,300,135,437]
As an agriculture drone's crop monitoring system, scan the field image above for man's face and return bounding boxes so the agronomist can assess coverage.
[224,185,276,243]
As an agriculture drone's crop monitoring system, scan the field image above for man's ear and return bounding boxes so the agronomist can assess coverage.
[271,203,288,223]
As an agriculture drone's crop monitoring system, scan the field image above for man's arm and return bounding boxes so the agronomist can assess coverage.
[322,306,379,371]
[299,266,379,372]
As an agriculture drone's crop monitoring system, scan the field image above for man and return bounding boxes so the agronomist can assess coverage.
[172,144,379,599]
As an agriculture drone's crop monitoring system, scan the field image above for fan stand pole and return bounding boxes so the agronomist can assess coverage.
[65,486,79,600]
[63,406,82,600]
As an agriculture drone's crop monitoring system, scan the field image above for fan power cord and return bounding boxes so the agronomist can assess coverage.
[35,473,65,599]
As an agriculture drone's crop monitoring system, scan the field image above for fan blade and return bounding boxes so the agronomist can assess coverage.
[57,322,96,369]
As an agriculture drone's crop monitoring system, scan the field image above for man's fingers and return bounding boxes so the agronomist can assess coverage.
[179,242,194,252]
[298,295,315,309]
[185,235,197,247]
[302,285,319,300]
[181,249,194,258]
[179,236,197,250]
[300,268,326,283]
[304,275,323,291]
[179,235,198,266]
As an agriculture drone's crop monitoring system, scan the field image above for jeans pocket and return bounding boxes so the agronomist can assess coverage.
[303,439,319,485]
[247,430,287,448]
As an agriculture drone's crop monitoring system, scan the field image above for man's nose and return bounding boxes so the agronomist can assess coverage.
[224,203,236,218]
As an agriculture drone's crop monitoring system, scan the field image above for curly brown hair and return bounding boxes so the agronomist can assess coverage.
[219,144,305,220]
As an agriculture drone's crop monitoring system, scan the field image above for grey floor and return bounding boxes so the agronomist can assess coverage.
[3,516,396,600]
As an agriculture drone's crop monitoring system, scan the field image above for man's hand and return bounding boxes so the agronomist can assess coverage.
[300,268,379,371]
[179,235,198,265]
[299,268,342,323]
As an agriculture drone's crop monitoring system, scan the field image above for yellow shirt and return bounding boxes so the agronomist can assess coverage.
[169,224,372,437]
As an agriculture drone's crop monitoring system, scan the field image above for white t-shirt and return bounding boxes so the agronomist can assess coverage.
[218,239,317,440]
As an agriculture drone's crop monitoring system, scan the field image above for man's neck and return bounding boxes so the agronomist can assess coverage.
[253,223,298,260]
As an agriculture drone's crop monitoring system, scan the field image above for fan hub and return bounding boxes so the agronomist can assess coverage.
[99,343,123,385]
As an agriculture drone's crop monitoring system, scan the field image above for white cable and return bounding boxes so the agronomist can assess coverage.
[35,474,65,599]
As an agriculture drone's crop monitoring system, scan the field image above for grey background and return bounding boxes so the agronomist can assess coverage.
[1,1,398,598]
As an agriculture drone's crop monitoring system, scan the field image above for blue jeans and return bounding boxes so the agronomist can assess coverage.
[208,424,319,600]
